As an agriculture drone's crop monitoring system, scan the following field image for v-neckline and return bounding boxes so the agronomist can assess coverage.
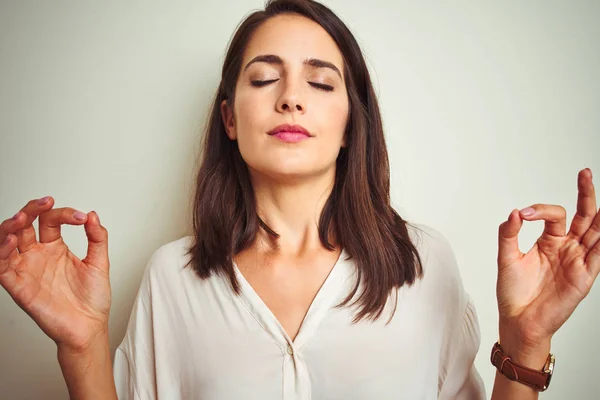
[232,248,350,351]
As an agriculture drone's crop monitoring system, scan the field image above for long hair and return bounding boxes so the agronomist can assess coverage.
[185,0,424,323]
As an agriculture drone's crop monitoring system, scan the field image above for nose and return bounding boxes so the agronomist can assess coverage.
[279,101,303,112]
[276,81,305,114]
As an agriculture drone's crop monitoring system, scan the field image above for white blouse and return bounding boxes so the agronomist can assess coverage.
[113,224,487,399]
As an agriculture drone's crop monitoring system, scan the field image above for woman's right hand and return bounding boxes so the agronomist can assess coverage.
[0,196,111,353]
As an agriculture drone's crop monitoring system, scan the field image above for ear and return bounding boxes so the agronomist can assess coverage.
[341,119,349,148]
[220,99,237,140]
[340,130,348,148]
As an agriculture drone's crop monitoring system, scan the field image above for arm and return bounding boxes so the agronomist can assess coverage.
[493,170,599,398]
[490,334,551,400]
[57,330,117,400]
[0,198,116,400]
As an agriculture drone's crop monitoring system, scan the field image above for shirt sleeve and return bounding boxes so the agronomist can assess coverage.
[113,347,141,400]
[438,295,487,400]
[414,224,487,400]
[113,247,165,400]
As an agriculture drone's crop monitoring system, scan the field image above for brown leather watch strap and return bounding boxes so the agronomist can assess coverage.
[490,341,555,392]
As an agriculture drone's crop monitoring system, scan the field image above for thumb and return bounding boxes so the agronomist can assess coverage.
[498,209,524,267]
[83,211,109,271]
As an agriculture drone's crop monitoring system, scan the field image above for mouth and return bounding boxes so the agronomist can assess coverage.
[267,124,312,143]
[267,124,312,137]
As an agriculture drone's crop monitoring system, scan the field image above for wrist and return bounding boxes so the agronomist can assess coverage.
[57,324,110,355]
[498,339,551,369]
[57,329,110,367]
[498,325,552,369]
[56,330,117,400]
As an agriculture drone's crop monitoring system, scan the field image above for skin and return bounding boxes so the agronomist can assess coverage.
[0,12,598,400]
[220,14,350,341]
[492,167,600,398]
[0,199,116,398]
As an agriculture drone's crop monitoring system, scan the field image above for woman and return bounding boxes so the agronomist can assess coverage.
[0,0,598,398]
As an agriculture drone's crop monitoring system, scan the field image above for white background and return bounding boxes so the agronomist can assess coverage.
[0,1,598,398]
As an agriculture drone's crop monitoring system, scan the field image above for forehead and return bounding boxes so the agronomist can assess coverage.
[242,14,344,72]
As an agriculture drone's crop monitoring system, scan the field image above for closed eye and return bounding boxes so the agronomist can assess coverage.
[309,82,334,92]
[250,79,334,92]
[250,79,279,87]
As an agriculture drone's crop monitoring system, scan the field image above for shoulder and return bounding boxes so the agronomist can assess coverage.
[404,222,469,311]
[134,235,201,297]
[406,222,459,273]
[144,236,194,275]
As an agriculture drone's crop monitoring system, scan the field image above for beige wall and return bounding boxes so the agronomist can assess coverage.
[0,1,598,398]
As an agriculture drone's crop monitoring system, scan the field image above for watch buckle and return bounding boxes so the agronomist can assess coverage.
[541,353,555,391]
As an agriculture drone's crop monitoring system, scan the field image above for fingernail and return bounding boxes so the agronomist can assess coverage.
[520,207,535,217]
[74,212,87,221]
[12,212,20,220]
[92,211,100,224]
[587,168,593,179]
[37,196,50,205]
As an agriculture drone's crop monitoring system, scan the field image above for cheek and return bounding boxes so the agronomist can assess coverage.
[233,87,273,138]
[319,95,349,142]
[232,92,267,161]
[234,93,260,131]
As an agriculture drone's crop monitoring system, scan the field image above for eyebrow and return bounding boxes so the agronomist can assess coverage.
[243,54,342,79]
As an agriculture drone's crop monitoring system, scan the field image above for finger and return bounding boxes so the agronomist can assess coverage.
[498,209,524,266]
[0,197,52,246]
[582,208,600,252]
[0,236,18,297]
[83,211,109,272]
[4,197,55,253]
[0,234,18,275]
[585,237,600,278]
[38,207,88,243]
[519,204,567,238]
[0,233,19,297]
[0,214,25,249]
[568,168,597,240]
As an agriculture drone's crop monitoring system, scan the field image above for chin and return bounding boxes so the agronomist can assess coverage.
[248,160,332,183]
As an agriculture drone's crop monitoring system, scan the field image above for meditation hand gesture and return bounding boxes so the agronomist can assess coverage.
[0,197,110,353]
[497,168,599,359]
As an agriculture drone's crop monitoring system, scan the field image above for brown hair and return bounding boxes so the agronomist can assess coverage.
[185,0,423,323]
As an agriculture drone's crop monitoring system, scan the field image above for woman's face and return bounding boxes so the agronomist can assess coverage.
[221,14,349,182]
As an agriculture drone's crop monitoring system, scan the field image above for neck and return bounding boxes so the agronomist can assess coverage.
[250,168,337,257]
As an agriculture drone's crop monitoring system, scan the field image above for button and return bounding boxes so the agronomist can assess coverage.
[287,345,294,355]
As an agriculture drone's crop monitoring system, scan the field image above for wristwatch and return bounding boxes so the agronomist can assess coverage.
[490,341,555,392]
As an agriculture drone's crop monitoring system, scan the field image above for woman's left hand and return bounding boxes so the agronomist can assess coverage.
[496,168,599,359]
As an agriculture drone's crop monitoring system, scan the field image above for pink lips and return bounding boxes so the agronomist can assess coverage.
[268,124,312,143]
